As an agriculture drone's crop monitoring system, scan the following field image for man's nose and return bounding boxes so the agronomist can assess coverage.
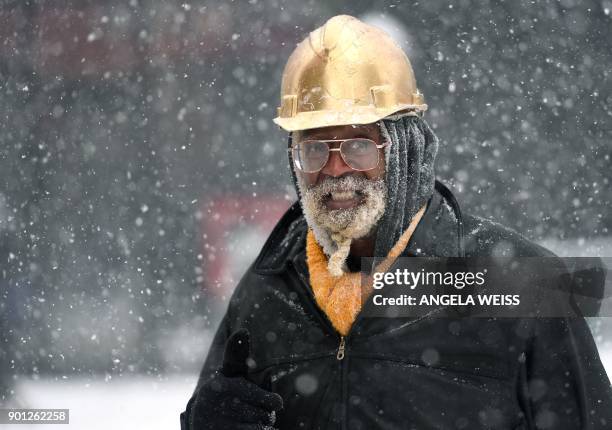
[320,149,353,177]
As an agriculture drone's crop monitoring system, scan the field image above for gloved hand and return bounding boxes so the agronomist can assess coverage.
[187,329,283,430]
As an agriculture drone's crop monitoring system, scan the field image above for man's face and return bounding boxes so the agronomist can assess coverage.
[292,122,388,252]
[294,123,386,211]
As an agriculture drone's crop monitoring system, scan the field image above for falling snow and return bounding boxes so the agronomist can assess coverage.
[0,1,611,428]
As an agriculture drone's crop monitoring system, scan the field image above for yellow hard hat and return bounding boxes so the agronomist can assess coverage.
[273,14,427,132]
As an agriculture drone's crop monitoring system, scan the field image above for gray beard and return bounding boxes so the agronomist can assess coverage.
[297,175,387,276]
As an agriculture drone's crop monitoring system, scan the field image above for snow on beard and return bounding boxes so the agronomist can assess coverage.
[298,174,387,277]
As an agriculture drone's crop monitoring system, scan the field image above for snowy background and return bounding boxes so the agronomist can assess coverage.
[0,1,611,428]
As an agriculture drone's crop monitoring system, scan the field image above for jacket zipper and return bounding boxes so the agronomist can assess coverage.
[337,336,346,360]
[288,260,351,428]
[339,336,348,430]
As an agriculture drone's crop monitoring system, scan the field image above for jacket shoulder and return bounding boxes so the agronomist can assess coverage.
[462,213,557,257]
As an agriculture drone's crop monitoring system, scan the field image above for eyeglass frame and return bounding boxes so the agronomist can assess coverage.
[287,138,390,173]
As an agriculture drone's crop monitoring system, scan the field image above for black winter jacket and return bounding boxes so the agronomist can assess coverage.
[182,181,612,429]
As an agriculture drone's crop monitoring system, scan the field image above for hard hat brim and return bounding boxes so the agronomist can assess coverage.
[273,104,428,132]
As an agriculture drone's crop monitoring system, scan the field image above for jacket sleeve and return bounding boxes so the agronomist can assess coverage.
[179,308,231,430]
[518,316,612,429]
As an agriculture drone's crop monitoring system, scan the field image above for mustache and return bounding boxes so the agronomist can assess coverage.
[306,175,379,196]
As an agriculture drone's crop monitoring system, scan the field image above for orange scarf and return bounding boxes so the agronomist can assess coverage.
[306,206,426,336]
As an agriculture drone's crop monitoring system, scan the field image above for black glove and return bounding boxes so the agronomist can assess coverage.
[186,329,283,430]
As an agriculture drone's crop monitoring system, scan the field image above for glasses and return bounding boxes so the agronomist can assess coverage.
[289,138,388,173]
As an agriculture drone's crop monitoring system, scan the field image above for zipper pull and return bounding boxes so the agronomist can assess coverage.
[336,336,346,360]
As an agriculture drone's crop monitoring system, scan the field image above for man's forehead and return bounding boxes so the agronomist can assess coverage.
[298,123,380,139]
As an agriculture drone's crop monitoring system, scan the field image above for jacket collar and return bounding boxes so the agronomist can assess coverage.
[402,187,462,258]
[253,201,307,275]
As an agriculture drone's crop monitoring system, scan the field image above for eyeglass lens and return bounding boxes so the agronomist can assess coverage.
[292,139,380,173]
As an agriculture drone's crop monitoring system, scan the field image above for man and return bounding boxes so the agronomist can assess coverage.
[181,15,612,429]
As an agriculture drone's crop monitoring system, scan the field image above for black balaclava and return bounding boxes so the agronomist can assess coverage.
[287,114,439,261]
